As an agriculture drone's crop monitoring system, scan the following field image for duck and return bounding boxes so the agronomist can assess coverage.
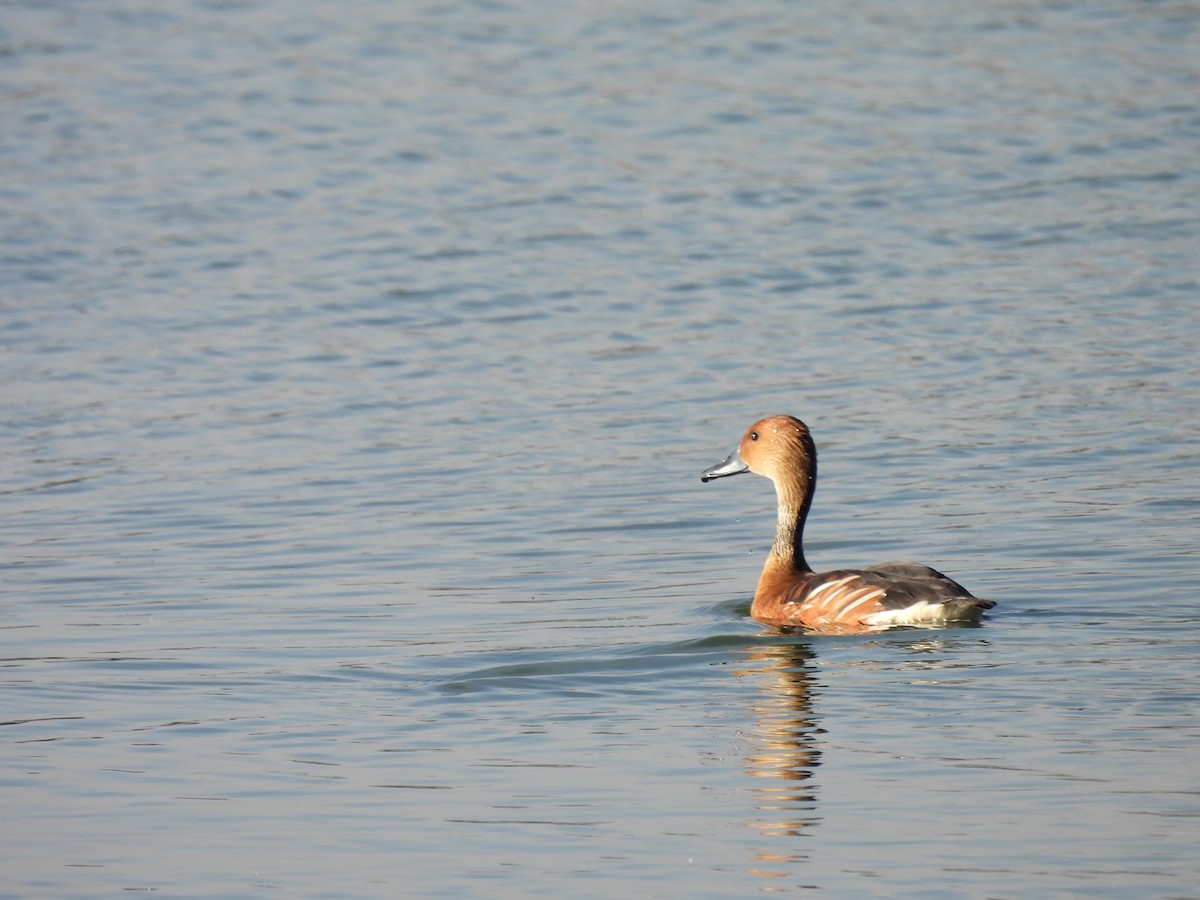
[701,415,994,631]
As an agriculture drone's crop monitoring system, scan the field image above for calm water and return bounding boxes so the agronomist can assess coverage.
[4,0,1200,895]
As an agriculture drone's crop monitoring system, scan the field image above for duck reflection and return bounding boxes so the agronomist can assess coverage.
[735,630,990,878]
[736,638,823,850]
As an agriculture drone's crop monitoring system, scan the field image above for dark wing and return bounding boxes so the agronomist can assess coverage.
[857,561,994,611]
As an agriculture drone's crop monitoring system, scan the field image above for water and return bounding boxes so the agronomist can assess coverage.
[3,0,1199,895]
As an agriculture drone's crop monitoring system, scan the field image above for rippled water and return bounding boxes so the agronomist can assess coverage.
[4,0,1199,895]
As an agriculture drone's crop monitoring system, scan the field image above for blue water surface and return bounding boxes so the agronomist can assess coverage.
[3,1,1199,896]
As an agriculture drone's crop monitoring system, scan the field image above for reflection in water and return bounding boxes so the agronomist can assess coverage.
[736,631,994,880]
[737,640,823,875]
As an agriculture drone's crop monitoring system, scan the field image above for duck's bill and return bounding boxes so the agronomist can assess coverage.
[700,451,750,482]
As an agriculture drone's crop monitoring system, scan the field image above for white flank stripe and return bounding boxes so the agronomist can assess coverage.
[805,575,858,603]
[839,590,884,619]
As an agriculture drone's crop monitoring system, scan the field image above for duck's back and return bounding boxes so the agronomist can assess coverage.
[753,561,995,630]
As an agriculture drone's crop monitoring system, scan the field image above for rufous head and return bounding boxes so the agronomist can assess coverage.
[701,415,816,486]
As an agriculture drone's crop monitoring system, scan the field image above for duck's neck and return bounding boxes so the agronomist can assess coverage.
[767,477,814,576]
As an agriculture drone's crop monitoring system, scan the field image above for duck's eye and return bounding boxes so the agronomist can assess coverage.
[749,431,759,441]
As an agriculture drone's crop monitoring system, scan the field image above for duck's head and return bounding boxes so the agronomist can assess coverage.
[700,415,816,486]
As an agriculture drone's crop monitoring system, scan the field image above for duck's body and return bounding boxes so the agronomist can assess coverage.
[702,415,994,631]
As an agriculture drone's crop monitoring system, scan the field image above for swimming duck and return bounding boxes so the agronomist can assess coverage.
[702,415,994,630]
